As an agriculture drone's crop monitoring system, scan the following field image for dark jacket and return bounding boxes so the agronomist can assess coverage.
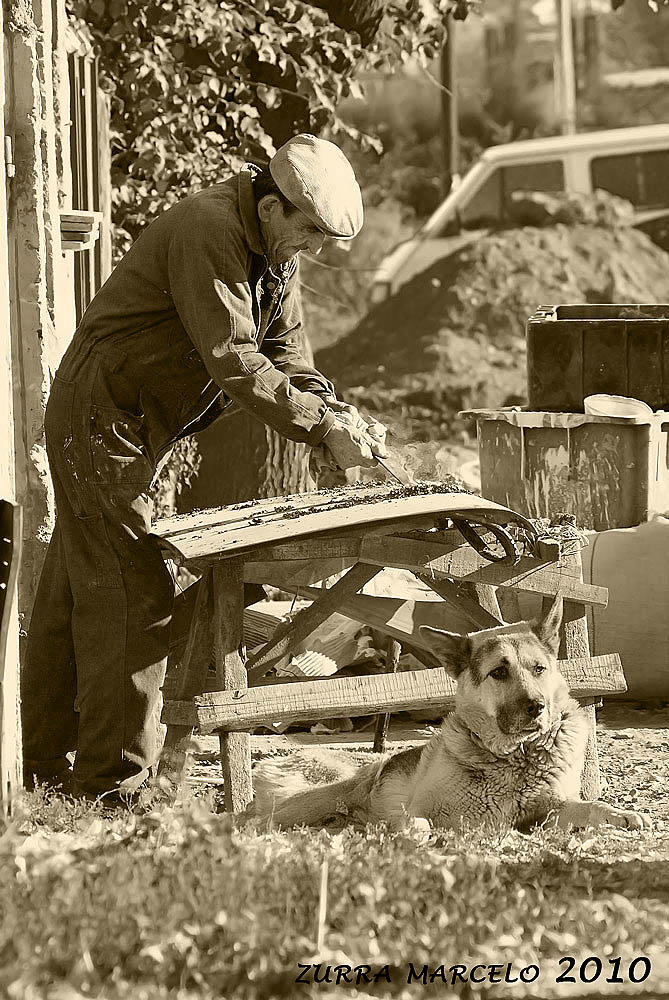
[56,166,336,470]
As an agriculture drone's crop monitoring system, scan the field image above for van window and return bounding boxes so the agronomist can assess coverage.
[591,150,669,209]
[458,160,565,230]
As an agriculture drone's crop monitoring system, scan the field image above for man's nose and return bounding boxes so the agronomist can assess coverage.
[307,232,326,255]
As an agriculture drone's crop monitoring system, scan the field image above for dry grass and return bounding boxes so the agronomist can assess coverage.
[2,773,668,1000]
[2,706,668,999]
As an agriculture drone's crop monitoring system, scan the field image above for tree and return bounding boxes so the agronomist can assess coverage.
[67,0,473,508]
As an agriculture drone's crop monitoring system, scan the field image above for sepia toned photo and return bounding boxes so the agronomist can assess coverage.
[0,0,668,997]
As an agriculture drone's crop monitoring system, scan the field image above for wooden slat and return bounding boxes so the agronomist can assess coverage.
[245,562,380,682]
[290,589,442,647]
[196,668,457,733]
[244,557,356,589]
[188,653,625,734]
[358,535,608,606]
[158,567,214,785]
[152,488,533,564]
[373,636,402,753]
[213,558,252,812]
[422,578,504,629]
[242,538,362,561]
[288,588,590,650]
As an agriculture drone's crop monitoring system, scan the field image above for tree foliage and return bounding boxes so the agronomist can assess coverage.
[67,0,473,251]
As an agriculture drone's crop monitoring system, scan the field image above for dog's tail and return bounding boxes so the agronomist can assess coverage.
[251,759,384,828]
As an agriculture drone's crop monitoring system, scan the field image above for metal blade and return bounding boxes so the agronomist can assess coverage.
[373,451,414,486]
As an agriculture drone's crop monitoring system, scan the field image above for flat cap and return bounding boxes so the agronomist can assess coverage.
[269,134,363,240]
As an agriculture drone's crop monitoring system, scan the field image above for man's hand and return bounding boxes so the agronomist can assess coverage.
[325,399,389,461]
[321,414,378,471]
[326,399,363,427]
[363,417,388,458]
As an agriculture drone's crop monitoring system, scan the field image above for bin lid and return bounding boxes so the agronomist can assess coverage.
[584,394,653,419]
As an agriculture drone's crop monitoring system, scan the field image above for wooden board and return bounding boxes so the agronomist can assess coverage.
[151,484,535,564]
[358,536,608,606]
[160,653,626,733]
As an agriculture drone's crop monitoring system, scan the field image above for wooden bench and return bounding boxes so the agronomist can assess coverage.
[154,484,625,811]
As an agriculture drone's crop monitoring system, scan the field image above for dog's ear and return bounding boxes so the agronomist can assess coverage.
[530,594,563,655]
[418,625,469,678]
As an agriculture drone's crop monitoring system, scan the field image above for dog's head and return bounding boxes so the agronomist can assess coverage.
[419,596,571,755]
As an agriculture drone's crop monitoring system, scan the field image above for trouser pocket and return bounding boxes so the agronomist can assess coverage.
[46,377,95,519]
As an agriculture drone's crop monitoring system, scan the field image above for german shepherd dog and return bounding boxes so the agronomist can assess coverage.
[250,597,650,833]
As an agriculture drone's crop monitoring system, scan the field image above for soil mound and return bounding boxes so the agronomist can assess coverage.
[315,224,669,446]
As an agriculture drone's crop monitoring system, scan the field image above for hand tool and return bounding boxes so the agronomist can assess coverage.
[372,450,414,486]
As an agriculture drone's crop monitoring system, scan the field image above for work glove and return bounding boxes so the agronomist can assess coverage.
[320,413,379,471]
[324,399,389,460]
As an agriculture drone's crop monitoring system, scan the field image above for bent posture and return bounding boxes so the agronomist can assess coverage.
[23,134,386,801]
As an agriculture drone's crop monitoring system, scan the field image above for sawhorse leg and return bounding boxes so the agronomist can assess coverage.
[213,558,252,813]
[564,598,601,801]
[373,636,402,753]
[543,584,601,800]
[159,567,215,790]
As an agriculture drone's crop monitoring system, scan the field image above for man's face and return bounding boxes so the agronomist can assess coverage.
[258,194,327,265]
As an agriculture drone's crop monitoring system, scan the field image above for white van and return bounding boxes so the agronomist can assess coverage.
[371,123,669,302]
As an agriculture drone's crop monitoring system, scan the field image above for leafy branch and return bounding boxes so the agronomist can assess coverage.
[67,0,476,250]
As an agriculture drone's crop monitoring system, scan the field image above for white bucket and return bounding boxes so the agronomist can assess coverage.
[583,394,654,418]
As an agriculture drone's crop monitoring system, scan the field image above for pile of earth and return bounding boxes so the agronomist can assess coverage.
[315,223,669,465]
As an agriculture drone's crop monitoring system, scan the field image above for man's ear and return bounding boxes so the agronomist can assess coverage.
[531,594,563,655]
[257,192,282,223]
[418,625,469,679]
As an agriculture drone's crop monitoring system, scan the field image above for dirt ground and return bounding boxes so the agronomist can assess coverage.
[315,222,669,470]
[188,701,669,828]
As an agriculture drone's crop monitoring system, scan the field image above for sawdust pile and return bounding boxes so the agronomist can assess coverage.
[315,223,669,447]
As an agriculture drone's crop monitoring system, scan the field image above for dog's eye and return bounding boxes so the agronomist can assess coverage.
[533,664,546,675]
[489,666,509,681]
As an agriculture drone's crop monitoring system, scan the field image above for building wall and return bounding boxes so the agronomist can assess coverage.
[0,2,20,809]
[1,0,82,803]
[5,0,77,622]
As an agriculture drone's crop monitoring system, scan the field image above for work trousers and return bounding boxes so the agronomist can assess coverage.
[22,373,174,795]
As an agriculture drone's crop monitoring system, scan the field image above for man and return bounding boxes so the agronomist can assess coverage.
[22,134,385,802]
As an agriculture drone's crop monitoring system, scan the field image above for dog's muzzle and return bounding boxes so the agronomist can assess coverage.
[498,696,547,735]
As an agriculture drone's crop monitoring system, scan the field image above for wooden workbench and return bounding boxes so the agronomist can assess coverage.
[153,482,623,811]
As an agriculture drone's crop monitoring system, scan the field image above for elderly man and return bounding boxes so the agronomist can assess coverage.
[22,134,384,803]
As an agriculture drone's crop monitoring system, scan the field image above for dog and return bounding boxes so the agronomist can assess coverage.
[250,597,651,834]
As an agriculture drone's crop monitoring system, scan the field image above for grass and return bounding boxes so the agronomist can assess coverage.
[1,785,669,1000]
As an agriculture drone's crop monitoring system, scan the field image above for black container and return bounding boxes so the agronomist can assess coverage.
[527,303,669,411]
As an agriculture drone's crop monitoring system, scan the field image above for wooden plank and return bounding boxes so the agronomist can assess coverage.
[422,578,504,630]
[153,485,499,541]
[284,588,438,648]
[162,701,199,726]
[546,550,601,799]
[192,653,626,734]
[244,557,356,589]
[245,538,362,561]
[358,535,608,606]
[213,558,252,812]
[373,636,402,753]
[158,567,214,786]
[162,654,621,731]
[152,488,532,564]
[245,562,380,683]
[197,668,458,733]
[283,587,556,649]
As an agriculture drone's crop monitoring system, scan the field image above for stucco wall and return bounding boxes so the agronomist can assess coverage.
[1,0,77,802]
[0,0,20,808]
[5,0,76,626]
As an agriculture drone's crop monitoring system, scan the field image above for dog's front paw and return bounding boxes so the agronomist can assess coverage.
[556,800,652,831]
[598,804,652,831]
